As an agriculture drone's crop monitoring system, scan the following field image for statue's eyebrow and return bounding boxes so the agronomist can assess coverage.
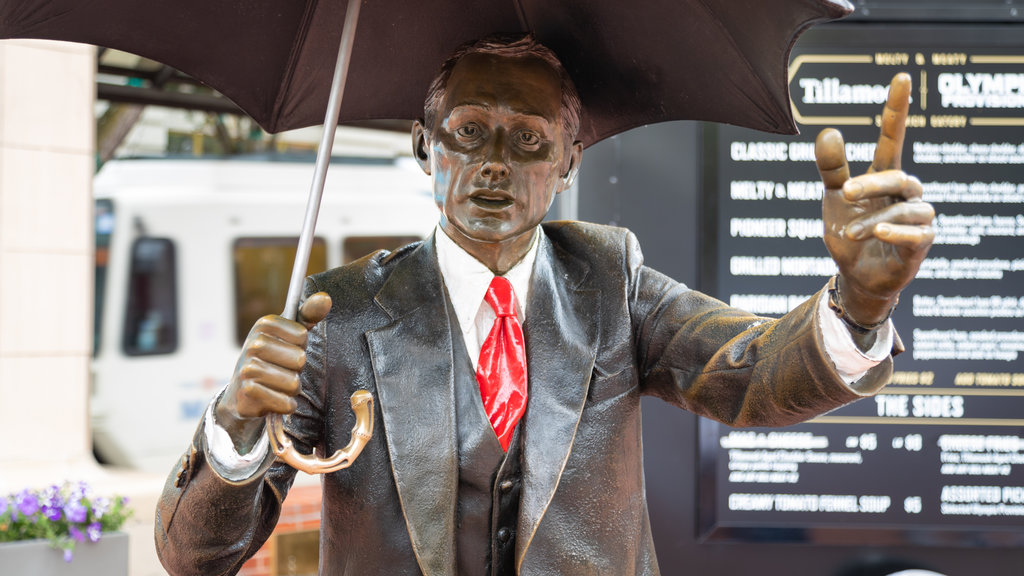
[449,103,550,122]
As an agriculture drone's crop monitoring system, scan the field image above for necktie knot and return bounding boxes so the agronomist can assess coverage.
[484,276,516,318]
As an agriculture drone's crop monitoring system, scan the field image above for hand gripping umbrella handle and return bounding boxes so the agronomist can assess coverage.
[267,0,374,475]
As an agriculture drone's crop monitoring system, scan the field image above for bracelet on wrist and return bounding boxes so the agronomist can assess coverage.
[826,274,895,334]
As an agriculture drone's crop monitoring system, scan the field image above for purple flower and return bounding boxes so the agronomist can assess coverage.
[41,504,62,521]
[41,485,64,521]
[64,499,88,524]
[16,490,39,517]
[86,522,102,543]
[71,482,90,501]
[91,496,110,519]
[1,482,131,564]
[69,525,86,543]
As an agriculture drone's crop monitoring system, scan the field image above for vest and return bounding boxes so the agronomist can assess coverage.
[449,299,523,576]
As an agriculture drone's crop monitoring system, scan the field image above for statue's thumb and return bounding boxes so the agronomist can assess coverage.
[814,128,850,190]
[298,292,332,328]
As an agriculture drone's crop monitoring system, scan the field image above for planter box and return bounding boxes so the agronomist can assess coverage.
[0,531,128,576]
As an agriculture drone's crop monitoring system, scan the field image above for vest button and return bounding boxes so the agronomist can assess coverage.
[497,527,511,543]
[499,479,514,493]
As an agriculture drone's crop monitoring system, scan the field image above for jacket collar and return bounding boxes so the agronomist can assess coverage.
[515,226,600,569]
[366,234,459,576]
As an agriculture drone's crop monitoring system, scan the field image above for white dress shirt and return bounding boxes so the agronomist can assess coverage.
[206,224,892,476]
[434,224,537,369]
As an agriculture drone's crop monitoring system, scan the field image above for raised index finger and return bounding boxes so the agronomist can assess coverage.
[871,72,912,173]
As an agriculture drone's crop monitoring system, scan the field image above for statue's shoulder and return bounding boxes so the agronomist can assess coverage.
[542,220,634,259]
[308,239,425,302]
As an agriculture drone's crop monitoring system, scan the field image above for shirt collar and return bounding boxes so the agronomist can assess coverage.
[434,224,538,329]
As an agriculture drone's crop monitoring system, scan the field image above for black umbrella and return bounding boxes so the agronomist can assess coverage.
[1,0,853,472]
[1,0,852,144]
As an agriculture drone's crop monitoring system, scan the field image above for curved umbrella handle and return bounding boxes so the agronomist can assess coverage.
[268,390,374,474]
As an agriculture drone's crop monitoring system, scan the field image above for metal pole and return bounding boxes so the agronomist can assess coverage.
[281,0,362,321]
[268,0,375,476]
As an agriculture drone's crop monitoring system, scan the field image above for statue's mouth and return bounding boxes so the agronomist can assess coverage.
[470,190,514,210]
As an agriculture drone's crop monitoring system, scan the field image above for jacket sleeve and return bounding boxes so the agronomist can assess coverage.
[155,283,328,576]
[154,420,298,576]
[626,231,893,427]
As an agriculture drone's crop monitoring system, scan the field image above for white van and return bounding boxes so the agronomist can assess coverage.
[91,156,438,474]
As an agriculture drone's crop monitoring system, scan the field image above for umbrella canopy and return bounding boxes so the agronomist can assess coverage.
[1,0,852,147]
[2,0,856,475]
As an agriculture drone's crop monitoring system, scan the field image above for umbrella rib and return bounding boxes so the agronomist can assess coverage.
[3,6,75,33]
[510,0,531,31]
[692,0,787,131]
[773,1,854,133]
[269,0,323,131]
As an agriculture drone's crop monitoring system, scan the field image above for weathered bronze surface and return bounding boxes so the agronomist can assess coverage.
[157,36,934,576]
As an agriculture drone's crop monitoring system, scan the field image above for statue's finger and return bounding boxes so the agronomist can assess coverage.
[871,73,912,173]
[815,128,850,190]
[298,291,332,329]
[845,201,936,241]
[247,331,307,372]
[873,223,936,250]
[842,171,923,202]
[238,356,302,396]
[251,314,307,346]
[236,381,299,418]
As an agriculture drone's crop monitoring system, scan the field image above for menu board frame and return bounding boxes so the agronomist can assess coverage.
[698,23,1024,547]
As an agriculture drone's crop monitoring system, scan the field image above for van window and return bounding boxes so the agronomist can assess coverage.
[123,237,178,356]
[234,238,328,345]
[342,235,420,264]
[94,199,114,356]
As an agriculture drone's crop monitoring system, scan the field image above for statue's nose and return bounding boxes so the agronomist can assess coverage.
[481,161,509,181]
[480,130,510,182]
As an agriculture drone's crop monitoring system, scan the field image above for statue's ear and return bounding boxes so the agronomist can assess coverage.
[411,120,431,175]
[559,140,583,191]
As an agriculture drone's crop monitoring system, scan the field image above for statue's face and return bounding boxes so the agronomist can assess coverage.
[424,53,577,251]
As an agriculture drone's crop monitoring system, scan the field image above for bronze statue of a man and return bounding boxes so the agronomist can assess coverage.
[156,35,933,575]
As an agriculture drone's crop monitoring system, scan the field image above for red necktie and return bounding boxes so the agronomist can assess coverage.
[476,276,528,451]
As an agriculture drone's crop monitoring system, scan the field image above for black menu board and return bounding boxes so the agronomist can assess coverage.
[701,25,1024,546]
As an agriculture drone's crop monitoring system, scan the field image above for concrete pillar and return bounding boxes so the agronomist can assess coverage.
[0,39,95,477]
[0,39,164,576]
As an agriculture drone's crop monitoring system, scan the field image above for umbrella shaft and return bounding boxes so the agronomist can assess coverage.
[282,0,363,321]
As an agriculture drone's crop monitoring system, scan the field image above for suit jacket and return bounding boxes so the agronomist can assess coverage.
[156,221,893,576]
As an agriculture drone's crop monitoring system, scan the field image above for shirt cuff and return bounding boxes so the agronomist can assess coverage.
[204,400,271,482]
[818,292,894,388]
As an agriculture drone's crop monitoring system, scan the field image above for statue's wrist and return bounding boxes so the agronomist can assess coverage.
[214,397,265,455]
[828,274,897,333]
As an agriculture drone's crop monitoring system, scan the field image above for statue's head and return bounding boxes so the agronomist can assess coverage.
[412,34,584,273]
[422,34,581,143]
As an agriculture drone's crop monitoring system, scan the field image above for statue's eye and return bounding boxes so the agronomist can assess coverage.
[455,124,480,140]
[517,131,540,147]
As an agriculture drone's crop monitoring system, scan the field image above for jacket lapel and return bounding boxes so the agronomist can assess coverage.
[365,236,458,576]
[516,230,601,567]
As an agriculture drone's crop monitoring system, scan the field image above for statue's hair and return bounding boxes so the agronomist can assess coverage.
[423,33,581,141]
